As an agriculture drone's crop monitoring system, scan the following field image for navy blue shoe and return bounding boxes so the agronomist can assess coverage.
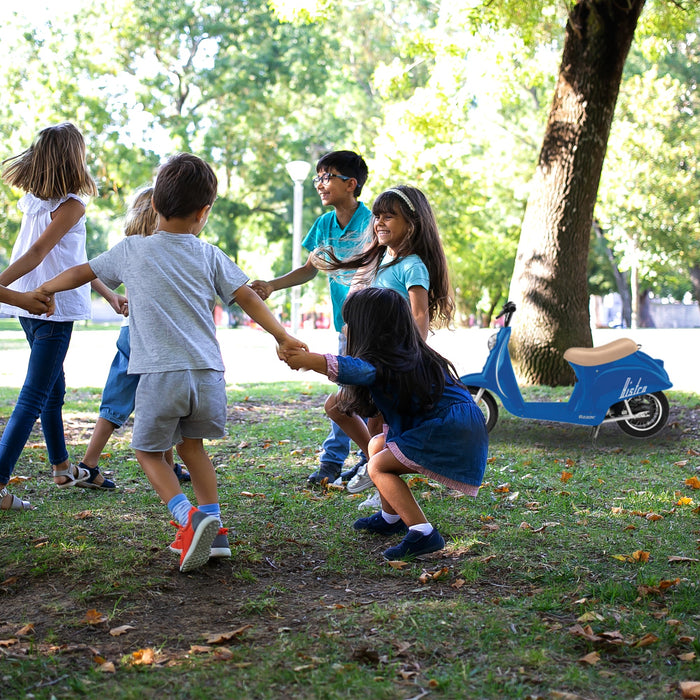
[173,463,191,482]
[307,462,341,485]
[353,511,408,536]
[76,464,117,491]
[382,528,445,560]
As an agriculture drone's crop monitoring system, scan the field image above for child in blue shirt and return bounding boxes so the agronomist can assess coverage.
[284,287,488,560]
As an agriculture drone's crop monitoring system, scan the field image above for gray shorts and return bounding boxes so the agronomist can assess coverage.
[131,369,227,452]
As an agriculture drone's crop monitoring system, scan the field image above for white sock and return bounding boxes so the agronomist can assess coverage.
[409,522,433,536]
[381,510,401,524]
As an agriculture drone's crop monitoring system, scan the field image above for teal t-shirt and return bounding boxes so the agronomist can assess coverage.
[372,253,430,299]
[302,202,371,332]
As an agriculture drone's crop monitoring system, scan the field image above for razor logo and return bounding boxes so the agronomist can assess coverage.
[619,377,647,399]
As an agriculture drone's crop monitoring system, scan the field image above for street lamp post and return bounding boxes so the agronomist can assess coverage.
[286,160,311,334]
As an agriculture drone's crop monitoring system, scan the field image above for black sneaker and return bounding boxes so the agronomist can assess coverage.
[340,453,367,482]
[307,462,341,485]
[382,528,445,560]
[353,511,408,536]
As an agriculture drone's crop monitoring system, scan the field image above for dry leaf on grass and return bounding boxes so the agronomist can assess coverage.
[680,681,700,698]
[82,609,108,625]
[202,625,253,644]
[110,625,135,637]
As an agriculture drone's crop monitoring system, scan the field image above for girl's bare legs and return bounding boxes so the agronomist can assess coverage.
[324,393,372,456]
[81,417,118,468]
[366,434,427,526]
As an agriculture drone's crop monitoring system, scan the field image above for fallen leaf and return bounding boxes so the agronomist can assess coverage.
[16,623,34,637]
[677,497,694,506]
[632,633,659,647]
[578,651,600,665]
[129,648,156,665]
[202,625,253,644]
[632,550,650,562]
[678,652,696,662]
[561,471,573,483]
[669,556,700,563]
[110,625,135,637]
[74,510,94,520]
[98,661,116,673]
[82,609,108,625]
[386,559,409,570]
[684,476,700,489]
[577,612,604,623]
[451,578,466,589]
[680,681,700,698]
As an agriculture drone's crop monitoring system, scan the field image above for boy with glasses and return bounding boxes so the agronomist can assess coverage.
[251,150,370,486]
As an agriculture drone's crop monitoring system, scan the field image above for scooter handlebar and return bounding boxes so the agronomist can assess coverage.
[496,301,516,327]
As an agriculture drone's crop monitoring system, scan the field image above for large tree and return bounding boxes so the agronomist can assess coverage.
[501,0,698,384]
[506,0,646,384]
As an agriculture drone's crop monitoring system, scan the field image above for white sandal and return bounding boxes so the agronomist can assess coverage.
[0,486,32,511]
[52,463,90,489]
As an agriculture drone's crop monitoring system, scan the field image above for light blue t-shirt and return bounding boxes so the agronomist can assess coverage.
[302,202,371,332]
[372,253,430,299]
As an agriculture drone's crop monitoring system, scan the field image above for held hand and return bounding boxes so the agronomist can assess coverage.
[108,293,128,316]
[284,347,313,371]
[250,280,273,301]
[23,290,54,316]
[276,334,309,362]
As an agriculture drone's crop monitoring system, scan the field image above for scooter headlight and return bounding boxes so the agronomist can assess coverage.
[487,333,498,351]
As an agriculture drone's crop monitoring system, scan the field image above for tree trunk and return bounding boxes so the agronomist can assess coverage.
[592,219,631,327]
[508,0,646,385]
[690,264,700,304]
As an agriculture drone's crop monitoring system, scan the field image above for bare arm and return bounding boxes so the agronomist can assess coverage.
[408,285,430,341]
[0,198,84,286]
[285,349,328,375]
[91,278,128,316]
[250,253,318,300]
[38,263,97,296]
[232,284,308,358]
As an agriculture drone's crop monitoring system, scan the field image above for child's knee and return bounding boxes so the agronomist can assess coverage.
[324,393,340,419]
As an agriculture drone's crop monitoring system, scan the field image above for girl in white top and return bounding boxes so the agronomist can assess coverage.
[0,123,125,511]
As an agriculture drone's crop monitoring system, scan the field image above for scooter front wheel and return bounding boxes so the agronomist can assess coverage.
[467,386,498,432]
[610,391,670,438]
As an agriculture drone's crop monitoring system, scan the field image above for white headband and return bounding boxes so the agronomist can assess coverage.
[385,188,415,212]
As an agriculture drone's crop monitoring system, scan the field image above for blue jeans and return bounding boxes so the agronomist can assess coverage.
[319,332,351,467]
[0,318,73,484]
[99,325,139,427]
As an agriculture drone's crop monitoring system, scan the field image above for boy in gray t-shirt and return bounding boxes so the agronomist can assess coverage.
[39,153,306,573]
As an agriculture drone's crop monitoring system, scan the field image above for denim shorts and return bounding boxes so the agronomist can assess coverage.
[131,369,227,452]
[99,325,139,427]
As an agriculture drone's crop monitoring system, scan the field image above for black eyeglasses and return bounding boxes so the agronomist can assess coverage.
[312,173,352,186]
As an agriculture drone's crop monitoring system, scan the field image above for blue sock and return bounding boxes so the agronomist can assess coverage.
[168,493,194,526]
[199,503,222,527]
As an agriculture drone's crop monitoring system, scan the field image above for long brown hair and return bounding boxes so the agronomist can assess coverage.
[337,287,461,417]
[2,123,97,199]
[314,185,454,328]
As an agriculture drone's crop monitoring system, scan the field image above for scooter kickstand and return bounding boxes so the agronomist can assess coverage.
[591,425,601,443]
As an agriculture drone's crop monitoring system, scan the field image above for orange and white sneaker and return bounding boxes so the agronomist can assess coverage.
[170,522,230,559]
[177,508,219,573]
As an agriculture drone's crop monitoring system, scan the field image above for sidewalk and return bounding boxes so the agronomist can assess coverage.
[0,326,697,393]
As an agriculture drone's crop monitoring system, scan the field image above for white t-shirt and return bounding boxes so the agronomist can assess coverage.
[0,193,91,321]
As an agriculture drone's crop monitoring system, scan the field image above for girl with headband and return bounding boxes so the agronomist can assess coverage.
[313,184,454,501]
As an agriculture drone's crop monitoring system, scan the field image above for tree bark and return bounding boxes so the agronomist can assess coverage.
[508,0,646,385]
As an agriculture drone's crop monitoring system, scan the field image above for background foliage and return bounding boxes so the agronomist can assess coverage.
[0,0,697,324]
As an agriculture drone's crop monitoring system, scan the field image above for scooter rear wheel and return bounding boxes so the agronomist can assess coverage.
[467,387,498,432]
[611,391,670,438]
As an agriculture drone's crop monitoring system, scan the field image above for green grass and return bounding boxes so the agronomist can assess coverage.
[0,382,698,699]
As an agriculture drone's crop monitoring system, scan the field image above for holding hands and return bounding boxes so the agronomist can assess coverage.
[250,279,273,301]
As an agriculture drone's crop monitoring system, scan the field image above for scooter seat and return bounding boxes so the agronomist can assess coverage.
[563,338,639,367]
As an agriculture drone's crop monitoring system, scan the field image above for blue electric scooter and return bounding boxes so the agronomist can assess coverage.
[460,301,673,438]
